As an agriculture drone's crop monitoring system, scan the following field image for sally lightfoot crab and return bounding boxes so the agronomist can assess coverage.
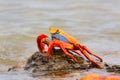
[36,27,103,69]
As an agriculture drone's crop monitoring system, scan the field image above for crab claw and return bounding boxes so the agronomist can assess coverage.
[37,34,48,53]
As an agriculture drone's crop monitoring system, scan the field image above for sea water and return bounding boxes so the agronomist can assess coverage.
[0,0,120,80]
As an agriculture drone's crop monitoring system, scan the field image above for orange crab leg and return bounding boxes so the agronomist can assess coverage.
[60,43,78,62]
[47,41,54,57]
[47,39,78,63]
[78,45,103,62]
[82,51,103,69]
[77,45,103,69]
[82,46,103,62]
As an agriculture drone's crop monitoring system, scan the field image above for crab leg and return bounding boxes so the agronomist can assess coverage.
[47,41,54,57]
[82,52,103,69]
[78,44,103,62]
[78,45,103,69]
[60,43,78,63]
[47,40,78,63]
[82,46,103,62]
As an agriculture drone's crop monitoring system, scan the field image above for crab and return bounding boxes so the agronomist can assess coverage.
[36,28,103,69]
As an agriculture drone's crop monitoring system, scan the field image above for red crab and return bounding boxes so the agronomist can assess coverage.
[36,28,103,69]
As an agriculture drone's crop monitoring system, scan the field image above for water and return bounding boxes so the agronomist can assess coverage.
[0,0,120,79]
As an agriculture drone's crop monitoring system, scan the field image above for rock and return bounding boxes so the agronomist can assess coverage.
[24,49,97,73]
[104,63,120,73]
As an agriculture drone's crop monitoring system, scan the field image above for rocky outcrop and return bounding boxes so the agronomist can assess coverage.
[24,49,95,73]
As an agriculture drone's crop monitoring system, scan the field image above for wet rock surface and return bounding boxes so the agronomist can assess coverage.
[104,63,120,73]
[8,49,120,76]
[24,49,95,73]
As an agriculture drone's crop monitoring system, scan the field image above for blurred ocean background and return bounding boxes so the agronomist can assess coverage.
[0,0,120,80]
